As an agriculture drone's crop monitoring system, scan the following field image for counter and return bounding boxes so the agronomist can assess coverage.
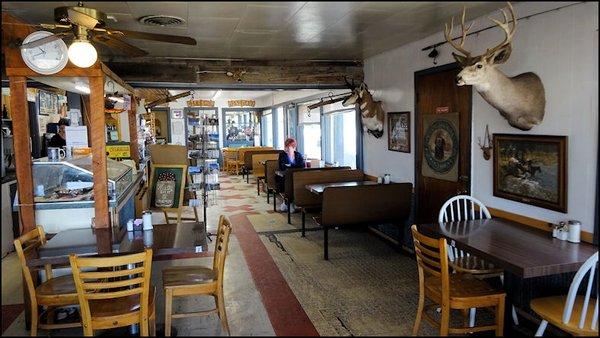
[13,155,144,233]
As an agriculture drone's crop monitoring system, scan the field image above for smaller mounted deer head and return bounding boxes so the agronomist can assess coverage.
[342,79,385,138]
[445,2,546,131]
[478,124,493,160]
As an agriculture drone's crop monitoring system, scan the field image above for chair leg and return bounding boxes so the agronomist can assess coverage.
[469,308,476,327]
[440,305,450,336]
[267,190,270,204]
[511,306,519,326]
[535,319,548,337]
[215,289,230,335]
[165,289,173,337]
[150,300,156,337]
[324,225,329,260]
[301,209,306,237]
[257,179,260,195]
[273,194,277,212]
[287,201,291,224]
[412,291,424,335]
[30,305,38,337]
[496,298,505,336]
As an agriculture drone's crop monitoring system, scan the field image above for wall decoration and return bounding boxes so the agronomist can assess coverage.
[342,79,385,138]
[444,2,545,131]
[421,113,459,182]
[187,99,215,107]
[478,124,493,160]
[171,109,183,119]
[493,134,567,212]
[228,99,256,107]
[149,164,187,210]
[38,90,58,116]
[388,112,410,153]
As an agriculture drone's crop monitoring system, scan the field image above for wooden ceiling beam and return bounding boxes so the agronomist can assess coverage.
[103,58,364,86]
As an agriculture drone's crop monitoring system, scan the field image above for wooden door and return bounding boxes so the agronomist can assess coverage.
[414,64,472,223]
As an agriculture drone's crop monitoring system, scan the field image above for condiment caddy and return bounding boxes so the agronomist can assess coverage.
[551,220,581,243]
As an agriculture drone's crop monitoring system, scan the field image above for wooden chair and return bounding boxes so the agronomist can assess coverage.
[265,160,279,206]
[411,224,506,336]
[223,149,239,175]
[14,225,81,336]
[438,195,519,327]
[162,215,233,336]
[531,251,598,336]
[69,249,156,337]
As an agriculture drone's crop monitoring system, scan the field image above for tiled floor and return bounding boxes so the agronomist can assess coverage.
[2,173,442,336]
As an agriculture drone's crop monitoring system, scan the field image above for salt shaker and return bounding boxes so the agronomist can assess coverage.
[126,219,134,232]
[383,174,391,184]
[142,210,153,230]
[377,176,383,184]
[567,220,581,243]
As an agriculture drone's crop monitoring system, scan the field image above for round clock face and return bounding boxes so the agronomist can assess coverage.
[20,31,69,75]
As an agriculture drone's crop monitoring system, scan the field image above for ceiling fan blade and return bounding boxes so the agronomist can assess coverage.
[67,8,99,29]
[20,32,74,49]
[105,28,197,45]
[92,34,148,57]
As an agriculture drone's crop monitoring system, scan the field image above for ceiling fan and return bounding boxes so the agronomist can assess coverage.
[13,1,197,60]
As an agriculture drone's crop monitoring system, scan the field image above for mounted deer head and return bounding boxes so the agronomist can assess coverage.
[342,79,385,138]
[445,2,545,131]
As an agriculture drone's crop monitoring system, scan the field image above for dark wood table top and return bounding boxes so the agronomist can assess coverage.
[29,222,208,267]
[418,218,598,278]
[306,180,379,195]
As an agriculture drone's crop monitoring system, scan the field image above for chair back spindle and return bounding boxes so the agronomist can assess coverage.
[438,195,491,261]
[562,252,599,330]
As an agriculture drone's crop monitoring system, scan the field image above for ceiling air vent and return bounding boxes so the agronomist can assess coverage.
[138,15,185,27]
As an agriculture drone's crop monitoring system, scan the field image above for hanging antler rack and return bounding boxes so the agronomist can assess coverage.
[307,92,352,111]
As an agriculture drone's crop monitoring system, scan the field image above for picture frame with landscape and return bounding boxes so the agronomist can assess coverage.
[493,134,567,212]
[388,112,410,153]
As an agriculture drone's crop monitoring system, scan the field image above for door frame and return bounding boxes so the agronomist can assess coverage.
[413,62,473,220]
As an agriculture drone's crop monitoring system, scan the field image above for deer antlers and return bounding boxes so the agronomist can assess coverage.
[444,6,475,58]
[485,2,517,56]
[444,2,517,59]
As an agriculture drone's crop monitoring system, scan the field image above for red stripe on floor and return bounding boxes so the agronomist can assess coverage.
[2,303,24,334]
[230,212,319,337]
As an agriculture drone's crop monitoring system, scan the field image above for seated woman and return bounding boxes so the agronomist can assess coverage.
[276,137,305,212]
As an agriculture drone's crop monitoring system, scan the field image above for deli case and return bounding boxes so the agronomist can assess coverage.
[14,155,143,233]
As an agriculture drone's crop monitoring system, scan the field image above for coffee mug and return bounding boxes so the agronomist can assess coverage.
[47,147,66,161]
[63,146,73,159]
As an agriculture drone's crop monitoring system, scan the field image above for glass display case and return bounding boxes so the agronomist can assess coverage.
[32,155,133,203]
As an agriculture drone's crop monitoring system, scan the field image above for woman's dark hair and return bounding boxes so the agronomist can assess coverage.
[57,118,70,126]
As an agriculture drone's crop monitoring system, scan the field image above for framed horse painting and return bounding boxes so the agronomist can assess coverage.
[493,134,567,212]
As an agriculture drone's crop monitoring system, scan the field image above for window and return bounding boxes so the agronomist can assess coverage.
[298,104,321,160]
[323,102,356,168]
[276,107,284,149]
[262,110,273,147]
[223,109,257,147]
[302,123,321,159]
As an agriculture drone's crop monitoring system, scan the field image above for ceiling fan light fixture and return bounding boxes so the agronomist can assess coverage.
[68,39,97,68]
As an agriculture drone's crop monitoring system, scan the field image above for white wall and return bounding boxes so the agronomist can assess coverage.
[363,2,598,232]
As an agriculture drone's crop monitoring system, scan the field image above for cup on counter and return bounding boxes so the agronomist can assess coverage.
[35,185,45,197]
[47,147,66,161]
[63,146,73,159]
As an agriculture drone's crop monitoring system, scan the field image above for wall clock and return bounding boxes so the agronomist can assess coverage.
[20,31,69,75]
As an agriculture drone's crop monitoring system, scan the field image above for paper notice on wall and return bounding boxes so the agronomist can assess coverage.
[68,109,82,126]
[65,126,89,149]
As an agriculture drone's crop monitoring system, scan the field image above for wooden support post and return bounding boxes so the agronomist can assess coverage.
[89,76,110,229]
[128,98,141,166]
[9,76,35,234]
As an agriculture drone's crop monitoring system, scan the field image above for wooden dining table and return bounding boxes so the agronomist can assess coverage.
[417,217,598,335]
[305,180,379,195]
[29,222,208,268]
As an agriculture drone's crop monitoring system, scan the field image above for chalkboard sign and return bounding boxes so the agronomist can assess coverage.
[149,164,187,210]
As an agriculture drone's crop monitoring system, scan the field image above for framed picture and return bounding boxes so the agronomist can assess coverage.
[493,134,567,212]
[388,112,410,153]
[38,90,58,116]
